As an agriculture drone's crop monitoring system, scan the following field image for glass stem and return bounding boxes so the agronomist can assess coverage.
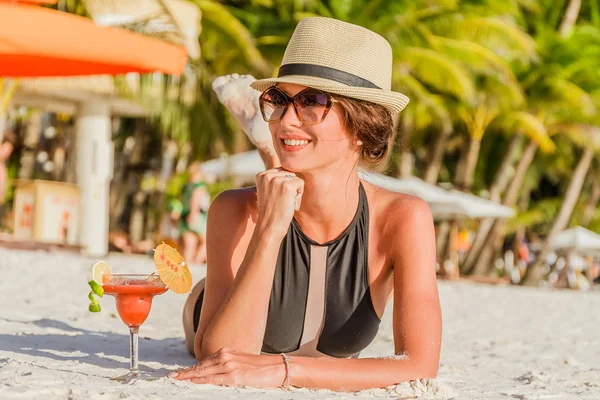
[129,326,139,372]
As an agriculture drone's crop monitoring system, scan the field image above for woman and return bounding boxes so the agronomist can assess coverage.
[174,17,442,391]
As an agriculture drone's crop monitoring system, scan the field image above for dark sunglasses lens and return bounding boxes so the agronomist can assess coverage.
[295,89,330,123]
[261,88,288,121]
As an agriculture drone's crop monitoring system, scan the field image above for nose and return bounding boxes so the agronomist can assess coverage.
[280,102,302,127]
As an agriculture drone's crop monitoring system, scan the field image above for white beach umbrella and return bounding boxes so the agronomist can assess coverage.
[200,150,265,183]
[201,160,515,220]
[359,172,514,220]
[430,190,516,219]
[549,226,600,253]
[358,172,451,203]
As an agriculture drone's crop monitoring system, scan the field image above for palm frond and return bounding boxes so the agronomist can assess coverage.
[191,0,271,75]
[400,47,475,101]
[546,78,597,117]
[394,71,452,130]
[453,17,538,63]
[516,0,542,14]
[496,112,556,153]
[430,36,517,83]
[549,124,600,151]
[505,197,561,233]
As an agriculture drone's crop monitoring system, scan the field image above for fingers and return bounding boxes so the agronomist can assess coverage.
[188,374,230,385]
[256,169,304,195]
[170,348,242,381]
[256,168,294,179]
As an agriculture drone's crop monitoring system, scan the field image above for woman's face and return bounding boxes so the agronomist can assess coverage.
[267,83,357,173]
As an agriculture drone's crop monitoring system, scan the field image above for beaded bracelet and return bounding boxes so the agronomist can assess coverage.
[280,352,291,389]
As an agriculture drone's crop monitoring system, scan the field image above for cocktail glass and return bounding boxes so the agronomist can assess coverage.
[103,273,167,382]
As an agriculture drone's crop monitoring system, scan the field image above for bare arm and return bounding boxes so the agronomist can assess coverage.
[194,189,277,359]
[195,170,304,360]
[287,197,441,391]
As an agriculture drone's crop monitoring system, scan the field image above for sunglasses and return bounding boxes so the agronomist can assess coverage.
[258,86,338,124]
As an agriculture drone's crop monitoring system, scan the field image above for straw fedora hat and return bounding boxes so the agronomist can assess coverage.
[250,17,409,114]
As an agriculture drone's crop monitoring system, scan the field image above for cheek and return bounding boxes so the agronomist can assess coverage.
[313,113,351,149]
[269,123,279,138]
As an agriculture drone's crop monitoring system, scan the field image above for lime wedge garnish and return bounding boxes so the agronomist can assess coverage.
[88,280,104,297]
[88,303,101,312]
[89,261,112,285]
[88,291,99,304]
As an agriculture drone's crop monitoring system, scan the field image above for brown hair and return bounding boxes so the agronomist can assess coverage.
[334,95,395,171]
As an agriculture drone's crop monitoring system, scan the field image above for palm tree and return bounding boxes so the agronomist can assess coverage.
[464,15,599,277]
[461,112,555,274]
[521,125,600,285]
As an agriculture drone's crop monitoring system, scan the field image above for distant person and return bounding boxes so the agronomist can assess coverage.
[0,133,15,226]
[180,162,210,264]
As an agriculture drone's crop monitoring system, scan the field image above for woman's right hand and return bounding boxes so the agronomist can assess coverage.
[255,168,304,240]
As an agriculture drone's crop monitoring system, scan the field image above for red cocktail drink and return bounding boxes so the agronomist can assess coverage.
[104,282,167,327]
[103,274,167,382]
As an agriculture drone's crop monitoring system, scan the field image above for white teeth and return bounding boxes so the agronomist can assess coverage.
[283,139,309,146]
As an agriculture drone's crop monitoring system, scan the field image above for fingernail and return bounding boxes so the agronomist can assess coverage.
[168,372,178,378]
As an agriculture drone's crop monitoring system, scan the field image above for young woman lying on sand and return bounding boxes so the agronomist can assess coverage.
[172,17,442,391]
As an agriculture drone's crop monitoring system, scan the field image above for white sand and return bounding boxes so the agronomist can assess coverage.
[0,248,598,399]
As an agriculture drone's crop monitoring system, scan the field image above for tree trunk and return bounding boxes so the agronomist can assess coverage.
[436,221,450,262]
[470,140,538,276]
[581,175,600,226]
[489,135,524,202]
[398,119,415,178]
[454,138,469,190]
[521,147,594,286]
[399,152,415,178]
[559,0,582,37]
[461,134,522,274]
[440,219,460,278]
[461,136,482,191]
[424,127,452,184]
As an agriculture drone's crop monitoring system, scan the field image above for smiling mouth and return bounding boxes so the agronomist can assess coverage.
[282,139,310,146]
[280,138,311,151]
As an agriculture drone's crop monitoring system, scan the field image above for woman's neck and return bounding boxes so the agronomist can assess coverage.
[293,163,361,243]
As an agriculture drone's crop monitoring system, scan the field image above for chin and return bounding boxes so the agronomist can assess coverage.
[278,157,310,173]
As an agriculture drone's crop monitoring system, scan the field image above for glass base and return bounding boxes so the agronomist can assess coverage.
[111,370,160,383]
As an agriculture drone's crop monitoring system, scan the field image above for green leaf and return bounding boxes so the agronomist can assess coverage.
[548,124,600,151]
[546,78,597,117]
[498,112,556,153]
[453,17,537,63]
[394,71,452,131]
[430,36,517,82]
[191,0,271,75]
[400,47,475,101]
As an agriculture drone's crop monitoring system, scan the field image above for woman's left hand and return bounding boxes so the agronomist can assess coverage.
[168,347,286,388]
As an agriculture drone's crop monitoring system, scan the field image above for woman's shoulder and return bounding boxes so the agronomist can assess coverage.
[211,186,257,206]
[361,180,433,230]
[209,186,258,221]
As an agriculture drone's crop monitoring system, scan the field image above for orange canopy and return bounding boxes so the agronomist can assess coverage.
[0,0,58,3]
[0,3,187,77]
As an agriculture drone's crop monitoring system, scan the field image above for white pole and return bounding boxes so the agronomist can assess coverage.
[76,102,113,257]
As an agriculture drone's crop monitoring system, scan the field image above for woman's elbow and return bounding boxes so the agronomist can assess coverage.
[413,359,439,380]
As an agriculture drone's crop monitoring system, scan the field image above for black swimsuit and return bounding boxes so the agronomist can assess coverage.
[193,183,381,358]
